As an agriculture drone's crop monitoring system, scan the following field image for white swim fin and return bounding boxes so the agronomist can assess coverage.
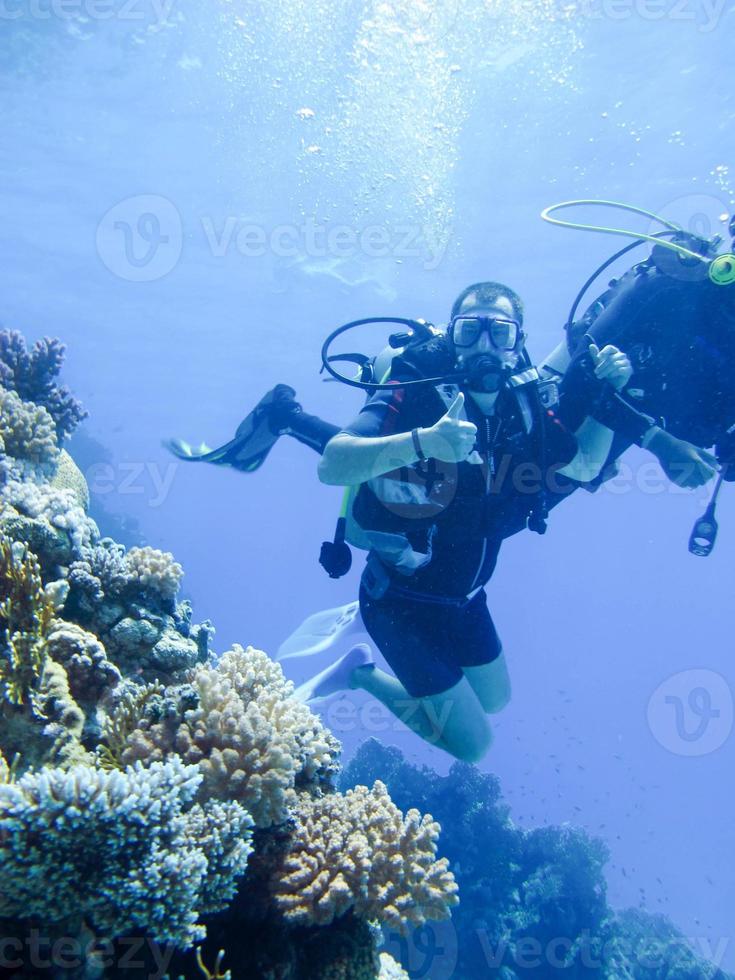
[292,644,374,704]
[277,601,363,662]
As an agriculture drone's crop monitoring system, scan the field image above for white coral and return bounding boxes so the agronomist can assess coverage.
[0,385,59,471]
[125,546,183,601]
[1,479,98,552]
[0,758,253,947]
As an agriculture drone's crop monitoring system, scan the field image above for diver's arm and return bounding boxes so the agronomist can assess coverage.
[557,417,615,483]
[318,392,477,486]
[318,430,424,486]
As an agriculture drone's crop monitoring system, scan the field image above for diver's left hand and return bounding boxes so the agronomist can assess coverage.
[589,343,633,392]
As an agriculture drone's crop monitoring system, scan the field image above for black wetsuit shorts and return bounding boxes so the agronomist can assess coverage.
[358,583,502,698]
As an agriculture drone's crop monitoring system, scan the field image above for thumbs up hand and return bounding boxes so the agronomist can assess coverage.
[589,343,633,392]
[418,393,479,463]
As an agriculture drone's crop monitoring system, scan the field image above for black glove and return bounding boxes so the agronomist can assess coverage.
[715,430,735,481]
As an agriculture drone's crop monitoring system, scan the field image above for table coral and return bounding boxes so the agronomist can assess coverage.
[0,758,253,948]
[273,780,459,935]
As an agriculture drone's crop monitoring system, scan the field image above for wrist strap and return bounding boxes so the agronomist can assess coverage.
[411,428,427,461]
[640,424,662,450]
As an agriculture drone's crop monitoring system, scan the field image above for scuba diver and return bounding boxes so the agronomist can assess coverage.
[539,203,735,496]
[169,204,735,501]
[167,202,735,756]
[169,280,634,761]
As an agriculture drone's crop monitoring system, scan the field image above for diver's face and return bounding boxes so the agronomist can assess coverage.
[453,297,522,370]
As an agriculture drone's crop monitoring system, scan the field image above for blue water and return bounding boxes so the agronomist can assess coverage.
[1,0,734,971]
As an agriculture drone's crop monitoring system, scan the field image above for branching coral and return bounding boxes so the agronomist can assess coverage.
[0,758,253,948]
[97,679,167,769]
[0,535,87,770]
[0,385,59,471]
[0,535,56,708]
[274,780,459,935]
[106,645,341,828]
[0,329,87,441]
[68,539,128,603]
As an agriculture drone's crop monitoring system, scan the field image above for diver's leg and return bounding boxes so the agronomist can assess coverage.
[463,653,512,715]
[356,587,495,761]
[350,664,492,761]
[451,590,511,716]
[275,408,341,454]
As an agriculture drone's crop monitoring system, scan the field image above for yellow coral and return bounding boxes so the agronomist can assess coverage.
[98,681,166,770]
[0,535,56,708]
[274,781,459,936]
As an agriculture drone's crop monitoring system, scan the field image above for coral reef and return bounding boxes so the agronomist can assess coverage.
[341,738,731,980]
[66,539,211,682]
[0,385,59,473]
[3,325,725,980]
[104,645,342,828]
[1,479,98,560]
[274,780,459,934]
[50,447,90,511]
[46,618,121,706]
[0,758,253,947]
[0,329,87,441]
[0,536,87,769]
[0,536,56,708]
[125,544,184,603]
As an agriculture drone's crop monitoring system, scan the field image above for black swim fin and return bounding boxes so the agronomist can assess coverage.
[165,384,298,473]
